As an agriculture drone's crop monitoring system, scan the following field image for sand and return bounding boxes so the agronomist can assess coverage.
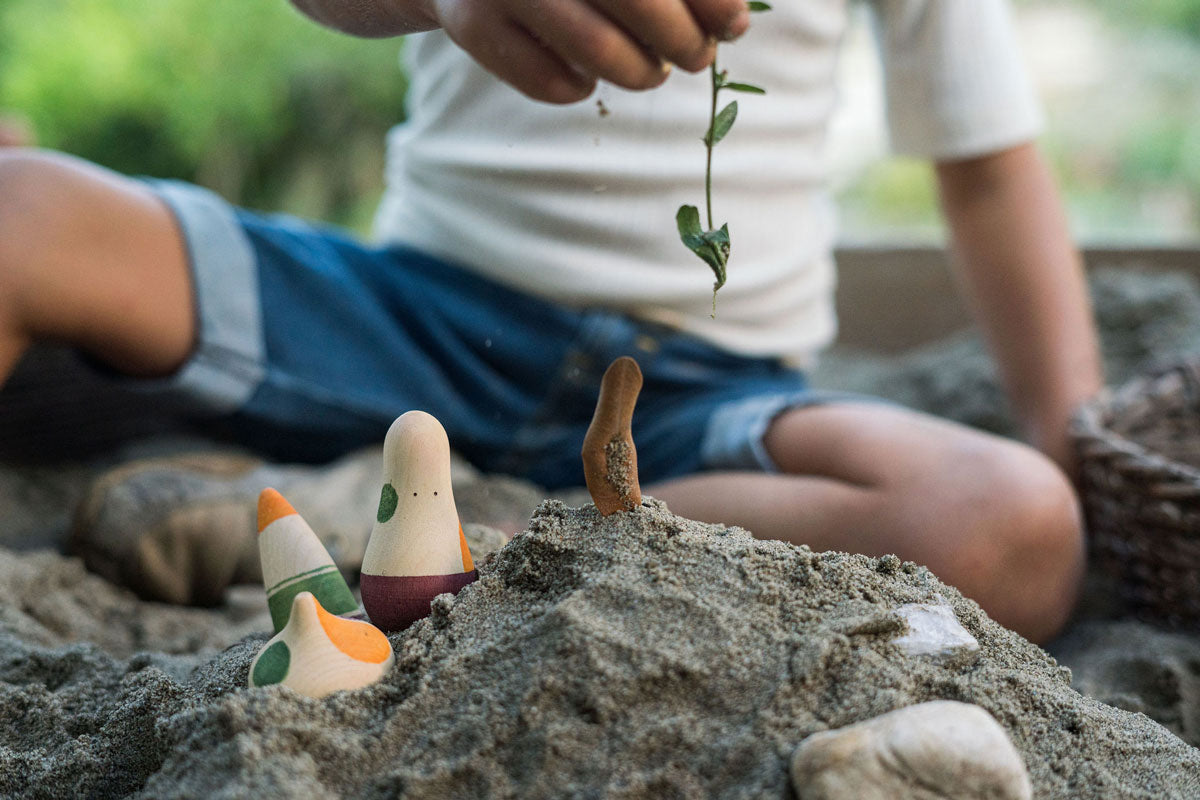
[1,265,1199,798]
[1,501,1196,798]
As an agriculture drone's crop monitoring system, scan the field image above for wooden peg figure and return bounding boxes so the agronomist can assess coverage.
[249,591,394,698]
[581,356,644,514]
[360,411,478,632]
[257,487,360,633]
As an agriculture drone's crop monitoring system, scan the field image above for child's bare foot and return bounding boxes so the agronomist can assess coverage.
[69,448,385,605]
[67,444,522,606]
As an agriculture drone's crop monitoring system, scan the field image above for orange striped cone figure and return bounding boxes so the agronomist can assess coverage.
[248,592,394,698]
[360,411,477,632]
[258,487,360,633]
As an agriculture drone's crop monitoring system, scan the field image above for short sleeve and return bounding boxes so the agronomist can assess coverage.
[868,0,1043,160]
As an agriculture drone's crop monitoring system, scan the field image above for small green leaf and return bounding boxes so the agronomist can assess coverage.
[680,220,730,289]
[747,1,771,11]
[706,101,738,146]
[676,204,704,250]
[707,224,730,316]
[702,224,731,288]
[679,218,726,269]
[722,82,766,95]
[701,225,730,251]
[687,242,723,272]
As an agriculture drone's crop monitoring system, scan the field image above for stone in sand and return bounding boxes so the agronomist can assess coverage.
[249,591,394,698]
[360,411,477,632]
[257,487,360,633]
[791,700,1031,800]
[892,598,980,659]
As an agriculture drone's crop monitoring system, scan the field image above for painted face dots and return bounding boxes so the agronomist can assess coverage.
[360,411,478,633]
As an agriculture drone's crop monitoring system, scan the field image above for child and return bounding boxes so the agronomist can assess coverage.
[0,0,1101,643]
[0,113,33,148]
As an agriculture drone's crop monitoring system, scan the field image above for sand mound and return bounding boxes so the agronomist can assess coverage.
[3,266,1200,797]
[2,500,1197,799]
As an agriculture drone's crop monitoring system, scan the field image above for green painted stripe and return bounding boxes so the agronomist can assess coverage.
[267,571,360,633]
[266,564,339,595]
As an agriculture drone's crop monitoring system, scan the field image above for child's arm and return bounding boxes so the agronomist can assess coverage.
[935,141,1103,476]
[288,0,749,103]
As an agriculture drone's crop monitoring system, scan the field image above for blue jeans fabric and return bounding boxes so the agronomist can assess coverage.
[143,180,835,490]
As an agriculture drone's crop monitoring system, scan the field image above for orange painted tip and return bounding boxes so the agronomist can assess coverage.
[257,487,298,533]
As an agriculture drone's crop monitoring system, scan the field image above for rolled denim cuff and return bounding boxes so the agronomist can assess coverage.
[699,390,883,472]
[130,180,265,414]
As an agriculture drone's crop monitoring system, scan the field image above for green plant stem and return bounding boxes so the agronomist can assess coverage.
[705,61,719,231]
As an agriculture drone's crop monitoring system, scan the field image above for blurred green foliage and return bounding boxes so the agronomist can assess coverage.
[0,0,407,230]
[1042,1,1200,241]
[836,160,942,242]
[1092,0,1200,40]
[843,0,1200,242]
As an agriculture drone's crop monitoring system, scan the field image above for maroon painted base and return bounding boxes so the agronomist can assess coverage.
[360,570,479,632]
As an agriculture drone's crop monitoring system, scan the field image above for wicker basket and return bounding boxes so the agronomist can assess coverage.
[1071,362,1200,630]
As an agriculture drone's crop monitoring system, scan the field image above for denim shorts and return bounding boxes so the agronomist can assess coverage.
[139,181,844,490]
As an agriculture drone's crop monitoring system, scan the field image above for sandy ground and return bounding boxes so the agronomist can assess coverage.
[1,266,1199,797]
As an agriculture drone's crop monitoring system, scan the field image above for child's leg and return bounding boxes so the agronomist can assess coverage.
[647,402,1085,644]
[0,149,195,385]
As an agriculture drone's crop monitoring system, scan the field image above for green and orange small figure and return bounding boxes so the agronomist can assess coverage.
[257,487,361,633]
[248,591,394,698]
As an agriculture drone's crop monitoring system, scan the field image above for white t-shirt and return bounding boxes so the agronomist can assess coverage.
[374,0,1041,365]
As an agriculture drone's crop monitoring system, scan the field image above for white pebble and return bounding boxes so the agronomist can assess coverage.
[893,599,979,658]
[791,700,1031,800]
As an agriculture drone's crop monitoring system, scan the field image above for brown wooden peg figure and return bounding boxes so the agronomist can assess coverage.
[582,356,644,515]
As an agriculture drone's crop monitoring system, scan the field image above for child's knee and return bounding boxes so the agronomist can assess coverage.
[0,149,102,244]
[0,154,31,322]
[949,443,1085,641]
[1001,451,1084,580]
[0,150,57,300]
[0,150,35,246]
[0,148,53,218]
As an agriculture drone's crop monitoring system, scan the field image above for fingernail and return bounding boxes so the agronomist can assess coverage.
[720,8,751,41]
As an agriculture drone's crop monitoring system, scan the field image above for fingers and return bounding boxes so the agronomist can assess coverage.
[683,0,751,45]
[588,0,747,72]
[433,0,751,103]
[507,0,672,93]
[436,0,599,103]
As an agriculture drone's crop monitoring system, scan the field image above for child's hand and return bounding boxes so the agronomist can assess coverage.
[430,0,751,103]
